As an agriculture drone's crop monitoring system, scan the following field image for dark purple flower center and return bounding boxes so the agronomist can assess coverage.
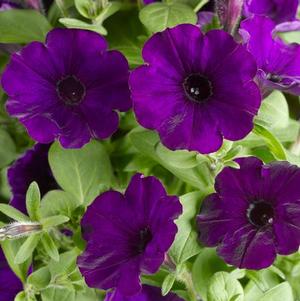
[267,73,282,83]
[57,75,85,105]
[136,227,152,254]
[247,201,274,227]
[183,74,213,102]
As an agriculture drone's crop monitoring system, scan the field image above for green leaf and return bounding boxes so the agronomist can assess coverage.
[0,128,16,168]
[256,91,289,129]
[169,192,206,265]
[41,232,59,261]
[192,249,229,301]
[156,143,199,169]
[162,273,176,296]
[41,215,69,229]
[129,128,214,189]
[207,272,244,301]
[278,31,300,44]
[0,9,51,43]
[48,249,80,281]
[75,288,102,301]
[1,239,31,282]
[40,190,80,218]
[59,18,107,35]
[75,0,99,19]
[259,282,293,301]
[27,266,51,289]
[105,9,146,68]
[95,2,122,23]
[139,2,197,32]
[253,124,287,160]
[41,286,76,301]
[0,204,29,221]
[49,140,113,205]
[14,291,26,301]
[14,234,40,264]
[26,182,41,221]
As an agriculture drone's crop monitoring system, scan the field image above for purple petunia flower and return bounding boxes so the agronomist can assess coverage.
[197,157,300,269]
[77,174,182,296]
[105,285,184,301]
[1,28,131,148]
[0,0,19,10]
[129,24,261,154]
[8,143,57,214]
[240,16,300,96]
[0,247,23,299]
[243,0,299,24]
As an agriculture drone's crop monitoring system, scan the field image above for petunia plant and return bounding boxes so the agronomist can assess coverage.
[1,0,300,301]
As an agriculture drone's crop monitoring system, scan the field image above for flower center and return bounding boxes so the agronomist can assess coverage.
[57,75,85,105]
[137,227,152,253]
[267,73,282,83]
[247,201,274,227]
[183,74,213,102]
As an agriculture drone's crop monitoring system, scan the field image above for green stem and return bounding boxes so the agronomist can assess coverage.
[179,269,199,301]
[193,0,209,13]
[55,0,68,17]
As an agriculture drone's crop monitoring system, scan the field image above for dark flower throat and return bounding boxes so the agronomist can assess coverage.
[137,227,152,254]
[183,74,213,102]
[247,201,274,227]
[57,75,85,105]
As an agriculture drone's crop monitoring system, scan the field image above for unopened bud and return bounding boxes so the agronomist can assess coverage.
[0,222,42,240]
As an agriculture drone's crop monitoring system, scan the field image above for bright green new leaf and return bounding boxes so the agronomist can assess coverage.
[139,2,197,33]
[253,123,287,160]
[259,282,293,301]
[26,182,41,221]
[207,272,244,301]
[256,91,289,129]
[41,232,59,261]
[59,18,107,35]
[192,249,229,301]
[14,234,40,264]
[162,273,176,296]
[0,204,29,222]
[14,291,27,301]
[41,215,69,229]
[40,190,80,218]
[27,266,51,289]
[41,286,76,301]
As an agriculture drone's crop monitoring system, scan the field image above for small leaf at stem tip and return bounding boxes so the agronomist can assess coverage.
[26,181,41,221]
[41,215,69,229]
[14,233,41,264]
[162,273,176,296]
[0,204,30,222]
[41,232,59,261]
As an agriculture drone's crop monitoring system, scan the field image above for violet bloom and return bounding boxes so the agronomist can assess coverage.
[1,29,131,148]
[105,285,184,301]
[244,0,299,24]
[0,0,19,10]
[143,0,159,4]
[197,157,300,269]
[8,143,57,214]
[130,24,261,154]
[240,16,300,96]
[77,174,182,296]
[0,248,23,299]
